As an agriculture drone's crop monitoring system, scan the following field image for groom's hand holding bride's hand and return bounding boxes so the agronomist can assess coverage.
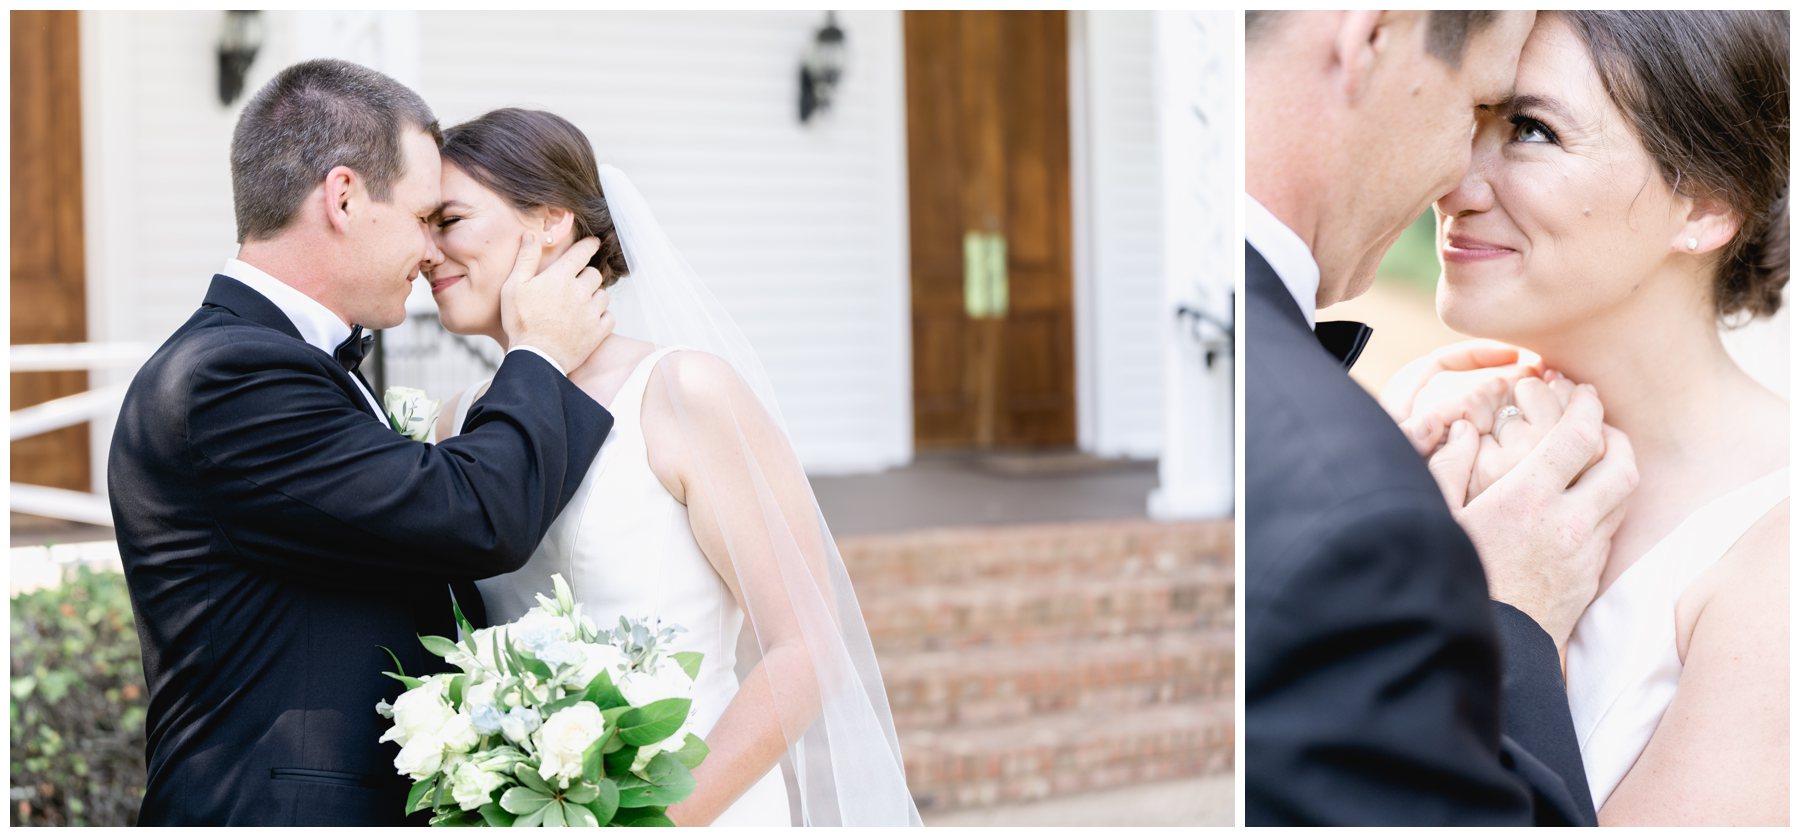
[1427,383,1640,657]
[1381,340,1544,456]
[499,232,615,372]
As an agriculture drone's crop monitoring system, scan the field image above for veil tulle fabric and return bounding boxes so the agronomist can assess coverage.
[597,165,920,826]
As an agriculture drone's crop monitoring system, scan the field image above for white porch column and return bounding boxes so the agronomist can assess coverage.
[1148,12,1236,520]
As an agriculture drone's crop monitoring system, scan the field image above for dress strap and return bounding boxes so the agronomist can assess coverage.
[1662,466,1790,588]
[447,378,489,440]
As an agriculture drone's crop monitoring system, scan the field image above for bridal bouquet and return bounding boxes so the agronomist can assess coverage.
[378,575,708,826]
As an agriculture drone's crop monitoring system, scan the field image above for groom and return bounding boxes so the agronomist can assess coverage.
[109,60,615,825]
[1245,12,1638,825]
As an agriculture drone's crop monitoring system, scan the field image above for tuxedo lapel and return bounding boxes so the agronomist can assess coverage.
[204,275,384,421]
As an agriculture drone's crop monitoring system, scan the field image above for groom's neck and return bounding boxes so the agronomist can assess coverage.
[236,240,353,327]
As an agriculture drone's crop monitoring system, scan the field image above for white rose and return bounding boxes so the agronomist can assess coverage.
[511,609,573,657]
[618,662,694,708]
[499,706,542,746]
[538,639,585,669]
[440,712,479,754]
[383,386,439,443]
[449,758,509,811]
[379,676,454,748]
[394,731,447,780]
[534,703,606,788]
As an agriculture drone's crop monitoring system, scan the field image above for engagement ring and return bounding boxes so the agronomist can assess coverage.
[1492,405,1523,436]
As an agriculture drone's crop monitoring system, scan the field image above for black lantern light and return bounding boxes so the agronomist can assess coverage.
[218,10,265,107]
[799,12,846,124]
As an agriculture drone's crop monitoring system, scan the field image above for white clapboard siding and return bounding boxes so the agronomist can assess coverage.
[1079,12,1166,458]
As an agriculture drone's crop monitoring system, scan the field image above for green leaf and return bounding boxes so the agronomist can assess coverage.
[406,778,437,815]
[617,698,691,747]
[452,596,476,640]
[383,671,424,690]
[586,778,620,826]
[671,651,703,681]
[672,733,710,770]
[603,742,639,776]
[428,809,479,826]
[582,733,610,784]
[514,764,553,795]
[447,674,466,709]
[616,754,697,808]
[478,801,516,827]
[419,634,462,661]
[565,800,599,827]
[543,800,566,828]
[583,669,628,710]
[613,807,676,827]
[498,785,553,816]
[513,804,549,828]
[539,693,584,717]
[378,645,408,678]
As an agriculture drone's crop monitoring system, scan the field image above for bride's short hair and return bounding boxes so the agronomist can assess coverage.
[1560,11,1789,321]
[440,108,631,288]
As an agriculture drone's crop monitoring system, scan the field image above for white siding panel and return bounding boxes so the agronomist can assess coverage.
[1080,12,1166,458]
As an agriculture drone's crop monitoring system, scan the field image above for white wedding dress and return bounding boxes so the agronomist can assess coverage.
[1564,465,1789,811]
[452,346,793,827]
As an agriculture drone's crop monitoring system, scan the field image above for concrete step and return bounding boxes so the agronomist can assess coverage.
[840,518,1232,589]
[859,564,1234,654]
[881,630,1233,729]
[901,698,1233,812]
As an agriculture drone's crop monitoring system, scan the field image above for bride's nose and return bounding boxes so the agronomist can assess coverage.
[1437,136,1500,218]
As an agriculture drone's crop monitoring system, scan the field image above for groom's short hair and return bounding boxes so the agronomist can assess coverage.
[229,58,440,242]
[1246,11,1499,67]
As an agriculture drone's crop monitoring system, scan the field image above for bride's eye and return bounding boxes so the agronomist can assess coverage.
[1508,113,1558,145]
[436,216,461,230]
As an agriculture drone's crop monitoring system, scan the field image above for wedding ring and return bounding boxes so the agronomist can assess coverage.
[1492,405,1523,436]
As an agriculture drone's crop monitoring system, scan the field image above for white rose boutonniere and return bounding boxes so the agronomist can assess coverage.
[383,386,439,442]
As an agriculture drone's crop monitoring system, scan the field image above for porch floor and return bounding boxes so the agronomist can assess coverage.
[11,453,1161,547]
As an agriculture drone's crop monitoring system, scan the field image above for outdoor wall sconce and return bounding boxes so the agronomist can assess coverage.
[218,10,265,107]
[799,12,846,124]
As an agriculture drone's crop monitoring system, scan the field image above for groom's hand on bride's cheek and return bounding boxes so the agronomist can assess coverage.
[1446,385,1639,652]
[499,233,609,371]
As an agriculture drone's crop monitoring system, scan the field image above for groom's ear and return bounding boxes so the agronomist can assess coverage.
[1331,10,1385,102]
[321,165,358,235]
[1675,194,1741,257]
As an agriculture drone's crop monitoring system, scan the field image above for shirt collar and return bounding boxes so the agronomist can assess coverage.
[222,258,355,358]
[1245,193,1321,330]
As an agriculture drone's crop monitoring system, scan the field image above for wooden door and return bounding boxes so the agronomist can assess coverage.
[905,11,1076,450]
[11,10,91,492]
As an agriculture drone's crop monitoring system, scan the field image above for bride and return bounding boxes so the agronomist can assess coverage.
[1385,11,1789,825]
[421,108,920,826]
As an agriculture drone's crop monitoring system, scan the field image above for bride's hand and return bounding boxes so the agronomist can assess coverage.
[1381,340,1542,456]
[1459,371,1590,500]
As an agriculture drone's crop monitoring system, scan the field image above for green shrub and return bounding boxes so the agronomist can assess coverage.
[10,565,148,826]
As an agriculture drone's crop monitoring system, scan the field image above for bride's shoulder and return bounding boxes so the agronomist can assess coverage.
[1676,497,1788,657]
[642,349,762,421]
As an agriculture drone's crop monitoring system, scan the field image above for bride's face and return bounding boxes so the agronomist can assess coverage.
[427,164,533,338]
[1433,15,1689,344]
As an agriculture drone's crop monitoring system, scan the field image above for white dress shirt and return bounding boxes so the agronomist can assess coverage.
[223,259,388,419]
[1245,193,1322,330]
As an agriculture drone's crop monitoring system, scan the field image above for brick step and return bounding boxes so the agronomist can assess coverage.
[860,564,1234,654]
[901,698,1233,812]
[840,518,1233,589]
[882,630,1233,729]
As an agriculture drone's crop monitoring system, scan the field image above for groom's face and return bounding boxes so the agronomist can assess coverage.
[1334,13,1534,303]
[342,128,446,329]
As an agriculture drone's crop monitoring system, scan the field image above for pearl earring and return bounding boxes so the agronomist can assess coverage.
[545,236,554,246]
[1686,237,1698,251]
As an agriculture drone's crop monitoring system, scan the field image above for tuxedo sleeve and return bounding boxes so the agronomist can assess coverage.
[1492,601,1598,822]
[185,343,611,582]
[1249,490,1559,825]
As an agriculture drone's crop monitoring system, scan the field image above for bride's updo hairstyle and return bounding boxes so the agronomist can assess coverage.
[441,108,631,288]
[1559,11,1788,321]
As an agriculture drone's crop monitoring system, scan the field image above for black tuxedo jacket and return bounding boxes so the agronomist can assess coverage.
[108,275,613,825]
[1243,245,1596,826]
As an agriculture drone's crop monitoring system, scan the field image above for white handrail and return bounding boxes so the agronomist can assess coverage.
[10,341,153,371]
[10,342,150,527]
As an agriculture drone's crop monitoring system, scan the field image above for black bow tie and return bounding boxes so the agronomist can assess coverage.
[334,325,375,373]
[1316,320,1373,370]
